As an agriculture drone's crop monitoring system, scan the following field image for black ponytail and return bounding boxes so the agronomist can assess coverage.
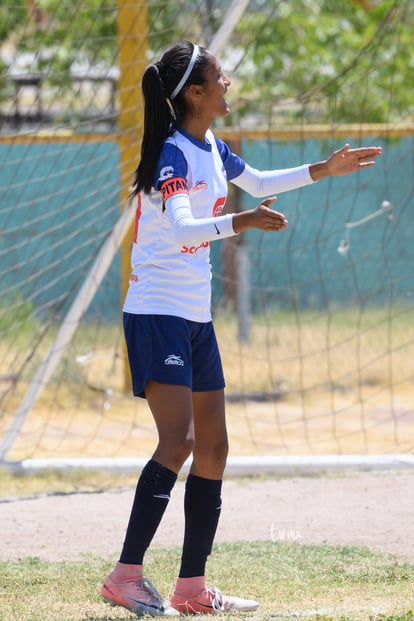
[132,64,173,195]
[132,41,209,195]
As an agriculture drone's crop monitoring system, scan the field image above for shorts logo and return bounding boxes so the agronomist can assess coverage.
[164,354,184,366]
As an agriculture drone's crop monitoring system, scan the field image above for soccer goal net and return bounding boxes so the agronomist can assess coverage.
[1,0,413,468]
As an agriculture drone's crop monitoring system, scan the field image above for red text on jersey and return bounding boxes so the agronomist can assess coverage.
[181,241,210,254]
[161,177,189,201]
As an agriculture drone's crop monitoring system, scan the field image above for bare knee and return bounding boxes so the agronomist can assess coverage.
[146,382,195,473]
[154,433,195,473]
[212,437,229,463]
[192,437,229,478]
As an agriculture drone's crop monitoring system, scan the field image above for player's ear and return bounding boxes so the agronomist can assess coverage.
[187,84,204,99]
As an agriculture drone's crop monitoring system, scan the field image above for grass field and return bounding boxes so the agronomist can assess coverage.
[1,542,413,621]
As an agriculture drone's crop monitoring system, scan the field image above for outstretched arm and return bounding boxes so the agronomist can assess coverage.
[309,144,382,181]
[231,144,382,198]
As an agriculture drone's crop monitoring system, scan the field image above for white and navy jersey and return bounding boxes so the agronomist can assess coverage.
[123,128,245,322]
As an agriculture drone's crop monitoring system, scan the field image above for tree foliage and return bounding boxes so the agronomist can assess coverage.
[1,0,413,124]
[232,0,414,123]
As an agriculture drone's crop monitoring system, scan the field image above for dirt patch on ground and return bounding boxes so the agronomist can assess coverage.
[1,471,413,563]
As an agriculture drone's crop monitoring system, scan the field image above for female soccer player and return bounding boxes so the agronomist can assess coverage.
[101,41,381,616]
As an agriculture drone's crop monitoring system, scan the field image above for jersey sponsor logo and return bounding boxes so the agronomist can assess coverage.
[213,196,226,217]
[181,241,209,254]
[159,165,175,181]
[164,354,184,366]
[161,177,189,201]
[192,180,208,192]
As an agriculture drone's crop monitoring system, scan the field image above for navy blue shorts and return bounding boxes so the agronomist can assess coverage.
[123,313,226,398]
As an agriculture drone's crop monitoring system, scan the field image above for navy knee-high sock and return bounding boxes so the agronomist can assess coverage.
[120,459,177,565]
[179,474,222,578]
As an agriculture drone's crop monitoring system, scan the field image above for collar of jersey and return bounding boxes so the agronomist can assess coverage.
[177,127,212,152]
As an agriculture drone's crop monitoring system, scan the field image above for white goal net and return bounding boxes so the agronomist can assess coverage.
[1,0,413,467]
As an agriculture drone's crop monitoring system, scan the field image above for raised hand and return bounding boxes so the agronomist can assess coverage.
[326,143,382,176]
[309,143,382,180]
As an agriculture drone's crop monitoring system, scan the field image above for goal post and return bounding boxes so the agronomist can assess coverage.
[0,196,136,462]
[116,0,148,392]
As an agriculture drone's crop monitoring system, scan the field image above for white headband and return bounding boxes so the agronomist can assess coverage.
[170,44,200,100]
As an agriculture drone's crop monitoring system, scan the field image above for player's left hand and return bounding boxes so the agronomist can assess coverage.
[327,143,382,176]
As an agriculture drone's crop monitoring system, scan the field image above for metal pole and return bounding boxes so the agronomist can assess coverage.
[208,0,250,54]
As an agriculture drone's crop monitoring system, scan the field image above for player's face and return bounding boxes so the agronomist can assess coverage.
[201,54,231,118]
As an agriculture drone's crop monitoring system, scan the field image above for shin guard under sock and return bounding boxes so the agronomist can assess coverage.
[179,474,222,578]
[120,459,177,565]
